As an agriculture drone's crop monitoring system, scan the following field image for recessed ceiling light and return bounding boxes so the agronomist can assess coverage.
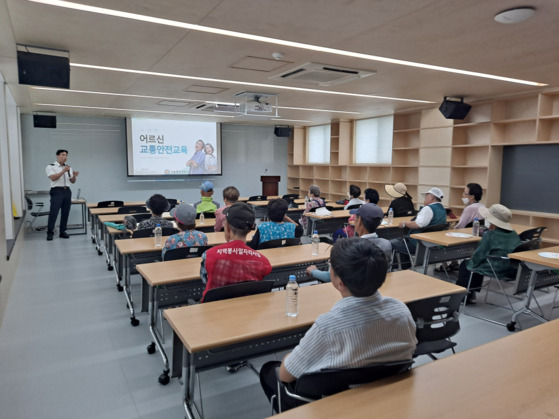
[494,7,536,24]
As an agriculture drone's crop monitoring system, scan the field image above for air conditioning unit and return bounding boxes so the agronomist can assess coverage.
[269,62,375,86]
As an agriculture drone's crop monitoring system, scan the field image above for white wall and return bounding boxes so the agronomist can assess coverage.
[21,115,288,205]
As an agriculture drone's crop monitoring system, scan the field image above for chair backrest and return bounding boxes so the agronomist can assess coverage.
[406,293,465,345]
[97,200,124,208]
[291,360,413,400]
[162,227,179,236]
[163,245,213,261]
[346,204,362,210]
[248,195,267,201]
[518,226,547,242]
[309,205,333,212]
[132,213,152,223]
[24,195,33,210]
[282,194,299,200]
[203,280,274,303]
[420,223,447,234]
[132,228,154,238]
[257,237,301,250]
[118,205,147,214]
[319,236,333,245]
[196,212,216,219]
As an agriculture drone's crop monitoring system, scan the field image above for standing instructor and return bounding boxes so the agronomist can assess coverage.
[45,149,79,241]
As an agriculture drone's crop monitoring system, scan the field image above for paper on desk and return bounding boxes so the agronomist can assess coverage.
[381,220,389,226]
[445,232,473,238]
[538,252,559,259]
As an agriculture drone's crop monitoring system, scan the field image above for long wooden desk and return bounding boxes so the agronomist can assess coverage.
[273,319,559,419]
[410,224,531,275]
[507,245,559,330]
[115,231,227,326]
[138,242,332,386]
[165,270,465,419]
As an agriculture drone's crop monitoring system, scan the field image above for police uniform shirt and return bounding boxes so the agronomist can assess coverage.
[46,161,73,188]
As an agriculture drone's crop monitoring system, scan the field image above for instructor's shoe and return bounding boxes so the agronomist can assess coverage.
[46,233,54,241]
[59,232,70,239]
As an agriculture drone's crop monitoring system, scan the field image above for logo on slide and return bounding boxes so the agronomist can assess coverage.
[164,169,171,174]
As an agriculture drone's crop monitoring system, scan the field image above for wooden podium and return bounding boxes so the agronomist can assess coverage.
[261,176,280,196]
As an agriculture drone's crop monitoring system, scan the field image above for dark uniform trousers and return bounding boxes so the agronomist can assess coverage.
[48,187,72,235]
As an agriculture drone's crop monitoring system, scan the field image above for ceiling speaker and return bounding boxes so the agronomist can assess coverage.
[439,97,471,120]
[274,125,292,137]
[33,115,57,128]
[17,51,70,89]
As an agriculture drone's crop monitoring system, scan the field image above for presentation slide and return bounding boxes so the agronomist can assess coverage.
[126,118,221,176]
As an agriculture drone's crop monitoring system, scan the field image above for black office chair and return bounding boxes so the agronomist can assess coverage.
[196,212,216,219]
[345,204,362,210]
[203,280,275,303]
[248,195,267,201]
[97,200,123,208]
[273,360,413,413]
[406,293,466,360]
[118,205,147,214]
[132,213,152,223]
[24,195,49,230]
[163,245,213,261]
[465,238,542,331]
[518,226,547,242]
[282,194,299,200]
[308,205,334,212]
[131,227,178,238]
[257,237,301,250]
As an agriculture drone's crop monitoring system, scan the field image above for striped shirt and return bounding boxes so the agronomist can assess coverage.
[284,292,417,379]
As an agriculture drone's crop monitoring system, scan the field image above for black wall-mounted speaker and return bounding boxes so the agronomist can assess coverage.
[33,115,57,128]
[17,51,70,89]
[439,97,471,120]
[274,125,292,137]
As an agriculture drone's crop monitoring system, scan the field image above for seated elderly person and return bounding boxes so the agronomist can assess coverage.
[390,188,446,269]
[162,203,208,258]
[137,194,174,230]
[456,204,521,304]
[260,237,416,413]
[248,199,304,249]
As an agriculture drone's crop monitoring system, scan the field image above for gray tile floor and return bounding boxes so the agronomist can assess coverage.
[1,230,557,418]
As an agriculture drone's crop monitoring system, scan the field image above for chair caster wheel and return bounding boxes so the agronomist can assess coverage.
[116,284,123,292]
[147,343,156,354]
[158,373,170,385]
[91,237,96,243]
[97,250,103,256]
[226,361,247,373]
[506,322,516,332]
[130,317,139,327]
[107,265,114,271]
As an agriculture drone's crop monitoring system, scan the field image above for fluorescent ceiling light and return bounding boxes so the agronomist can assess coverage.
[71,63,432,104]
[30,87,362,114]
[33,103,235,117]
[29,0,547,86]
[272,118,312,123]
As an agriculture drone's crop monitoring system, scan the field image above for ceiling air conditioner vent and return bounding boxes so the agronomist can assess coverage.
[193,103,240,113]
[270,62,375,86]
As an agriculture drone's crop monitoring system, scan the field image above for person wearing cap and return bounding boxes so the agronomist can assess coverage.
[162,203,208,258]
[456,204,521,304]
[307,203,392,281]
[194,181,220,214]
[260,238,416,413]
[333,188,380,241]
[390,187,447,269]
[214,186,240,232]
[247,198,304,249]
[385,183,417,217]
[344,184,365,210]
[137,194,174,230]
[199,202,272,301]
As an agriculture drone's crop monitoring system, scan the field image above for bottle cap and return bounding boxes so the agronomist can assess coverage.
[314,230,318,234]
[156,223,161,227]
[289,275,296,281]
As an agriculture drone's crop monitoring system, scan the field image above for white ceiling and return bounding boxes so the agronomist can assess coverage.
[1,0,558,126]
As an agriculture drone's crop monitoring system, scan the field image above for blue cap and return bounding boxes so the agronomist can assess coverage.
[199,181,214,192]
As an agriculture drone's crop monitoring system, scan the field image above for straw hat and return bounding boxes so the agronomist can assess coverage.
[479,204,513,231]
[385,183,407,198]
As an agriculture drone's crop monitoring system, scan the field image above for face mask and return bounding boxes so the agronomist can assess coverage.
[462,197,470,205]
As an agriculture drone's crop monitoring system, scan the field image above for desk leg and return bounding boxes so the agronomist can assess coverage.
[508,266,548,331]
[94,217,103,256]
[148,286,171,385]
[123,257,139,326]
[422,246,431,275]
[183,348,201,419]
[115,253,124,292]
[141,277,149,313]
[171,331,183,378]
[105,233,114,270]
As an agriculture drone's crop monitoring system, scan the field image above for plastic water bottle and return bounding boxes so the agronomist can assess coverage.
[304,195,309,205]
[199,212,205,224]
[154,224,162,247]
[387,207,394,225]
[311,230,320,255]
[472,218,480,237]
[286,275,299,317]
